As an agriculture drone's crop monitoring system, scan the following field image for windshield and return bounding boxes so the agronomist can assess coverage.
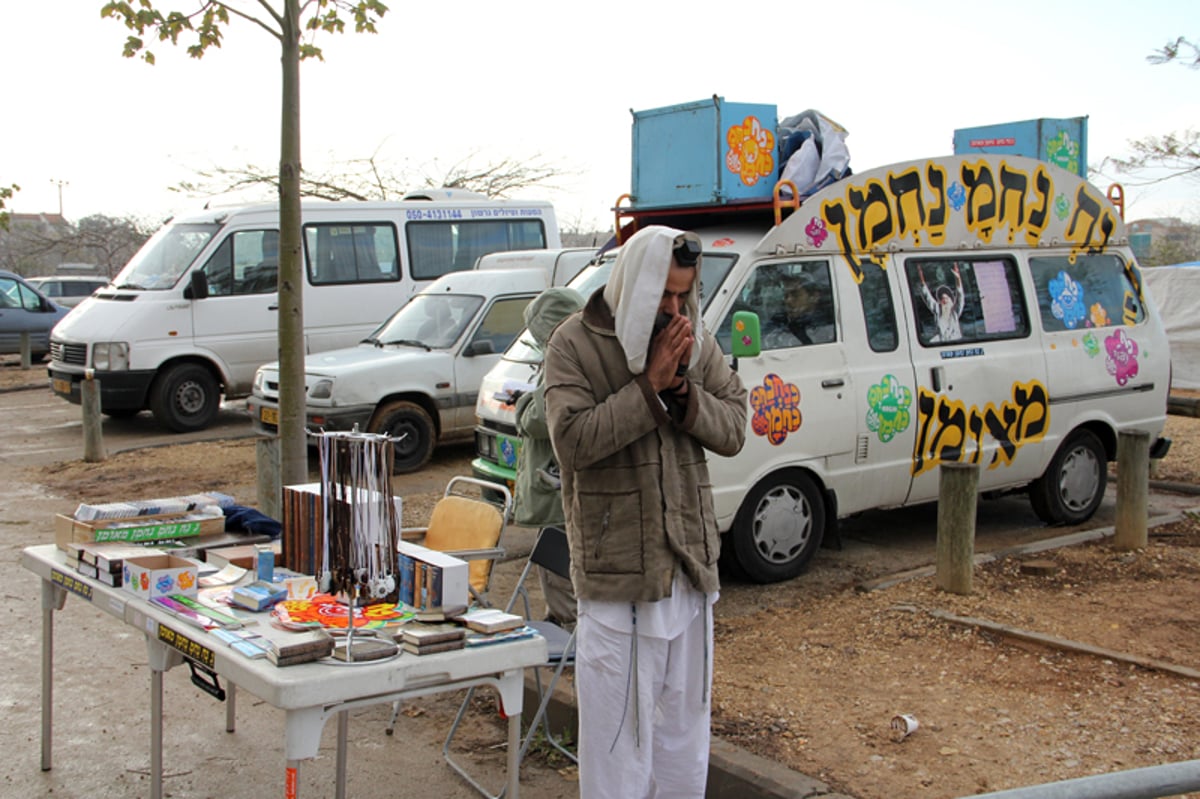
[113,222,221,290]
[368,292,484,349]
[503,248,738,363]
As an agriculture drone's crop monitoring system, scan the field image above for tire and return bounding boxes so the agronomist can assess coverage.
[1029,429,1107,525]
[369,400,436,474]
[149,363,221,433]
[729,471,825,583]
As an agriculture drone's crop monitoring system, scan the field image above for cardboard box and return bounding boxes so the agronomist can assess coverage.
[631,96,779,209]
[123,554,200,599]
[397,541,468,612]
[55,511,225,552]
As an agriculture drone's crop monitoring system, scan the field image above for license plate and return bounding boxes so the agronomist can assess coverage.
[260,406,279,426]
[52,378,70,394]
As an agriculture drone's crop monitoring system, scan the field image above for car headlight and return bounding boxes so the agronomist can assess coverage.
[92,342,129,371]
[253,369,265,392]
[308,378,334,400]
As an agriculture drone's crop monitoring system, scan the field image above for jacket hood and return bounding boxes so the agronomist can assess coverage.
[601,225,703,374]
[524,286,585,348]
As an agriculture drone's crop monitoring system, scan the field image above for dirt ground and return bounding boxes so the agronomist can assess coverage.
[6,362,1199,799]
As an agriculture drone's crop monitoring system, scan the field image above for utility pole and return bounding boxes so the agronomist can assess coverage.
[49,179,68,217]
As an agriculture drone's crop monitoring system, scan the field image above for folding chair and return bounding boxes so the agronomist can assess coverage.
[442,525,577,798]
[385,476,511,736]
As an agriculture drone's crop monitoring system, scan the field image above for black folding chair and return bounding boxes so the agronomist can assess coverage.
[443,525,577,798]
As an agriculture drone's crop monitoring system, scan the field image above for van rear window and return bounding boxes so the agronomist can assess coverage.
[1028,254,1145,332]
[406,220,547,280]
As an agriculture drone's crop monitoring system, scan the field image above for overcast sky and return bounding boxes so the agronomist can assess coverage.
[2,1,1196,231]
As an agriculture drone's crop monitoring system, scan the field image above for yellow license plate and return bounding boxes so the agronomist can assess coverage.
[260,406,279,426]
[52,378,70,394]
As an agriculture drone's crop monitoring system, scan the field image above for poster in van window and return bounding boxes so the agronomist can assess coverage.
[865,375,912,443]
[749,374,801,445]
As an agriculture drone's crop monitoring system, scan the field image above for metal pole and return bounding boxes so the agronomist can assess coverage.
[961,759,1200,799]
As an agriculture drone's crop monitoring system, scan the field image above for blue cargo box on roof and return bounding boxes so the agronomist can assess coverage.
[952,116,1088,177]
[631,96,778,209]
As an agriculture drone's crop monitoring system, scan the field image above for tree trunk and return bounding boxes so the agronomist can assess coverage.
[277,0,308,489]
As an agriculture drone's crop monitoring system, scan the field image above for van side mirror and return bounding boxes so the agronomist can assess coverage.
[185,270,209,300]
[730,311,762,364]
[464,339,495,357]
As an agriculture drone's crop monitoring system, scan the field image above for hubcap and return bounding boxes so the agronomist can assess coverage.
[1059,444,1101,512]
[176,380,206,415]
[751,485,812,564]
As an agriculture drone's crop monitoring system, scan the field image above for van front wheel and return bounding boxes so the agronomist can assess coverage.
[1029,429,1107,525]
[150,363,220,433]
[729,472,824,584]
[370,401,435,473]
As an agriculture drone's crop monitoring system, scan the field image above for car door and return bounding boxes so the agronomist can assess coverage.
[452,295,538,432]
[898,253,1050,504]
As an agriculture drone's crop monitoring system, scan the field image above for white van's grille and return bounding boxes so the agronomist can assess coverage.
[51,341,87,366]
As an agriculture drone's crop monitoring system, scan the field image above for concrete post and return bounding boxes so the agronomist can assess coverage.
[256,436,282,521]
[19,332,32,369]
[1114,429,1150,551]
[936,461,979,595]
[80,371,106,463]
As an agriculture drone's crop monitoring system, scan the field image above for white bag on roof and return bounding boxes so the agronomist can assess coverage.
[777,110,851,199]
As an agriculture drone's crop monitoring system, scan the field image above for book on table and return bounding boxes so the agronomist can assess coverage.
[402,638,465,655]
[398,622,466,647]
[452,607,525,634]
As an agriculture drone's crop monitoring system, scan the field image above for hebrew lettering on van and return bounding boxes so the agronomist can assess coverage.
[1065,184,1117,257]
[725,115,776,187]
[865,374,913,443]
[911,380,1050,476]
[749,374,802,445]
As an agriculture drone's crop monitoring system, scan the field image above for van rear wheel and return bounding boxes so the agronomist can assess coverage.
[149,363,220,433]
[1029,429,1107,525]
[369,400,435,473]
[729,471,824,584]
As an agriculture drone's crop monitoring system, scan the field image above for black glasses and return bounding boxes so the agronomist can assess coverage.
[673,237,701,267]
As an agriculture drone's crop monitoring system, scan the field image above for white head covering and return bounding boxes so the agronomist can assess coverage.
[602,225,704,375]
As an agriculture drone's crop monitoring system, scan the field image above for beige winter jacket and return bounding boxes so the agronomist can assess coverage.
[543,288,748,603]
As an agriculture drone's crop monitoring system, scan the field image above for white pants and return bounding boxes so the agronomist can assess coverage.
[576,605,712,799]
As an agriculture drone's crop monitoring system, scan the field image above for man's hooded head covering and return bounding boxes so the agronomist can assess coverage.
[601,225,704,375]
[524,286,585,350]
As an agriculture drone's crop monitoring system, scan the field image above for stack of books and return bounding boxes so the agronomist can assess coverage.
[258,626,335,667]
[69,542,167,587]
[397,622,466,655]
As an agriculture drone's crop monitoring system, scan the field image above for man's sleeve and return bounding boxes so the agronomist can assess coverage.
[669,332,748,458]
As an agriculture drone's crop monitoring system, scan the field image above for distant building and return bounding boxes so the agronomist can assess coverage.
[1128,217,1199,265]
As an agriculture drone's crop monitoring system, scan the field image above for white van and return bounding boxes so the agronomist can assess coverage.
[47,193,559,432]
[473,154,1171,583]
[248,267,550,472]
[474,247,597,286]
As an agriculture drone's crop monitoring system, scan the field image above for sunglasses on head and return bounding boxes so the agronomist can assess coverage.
[673,237,701,267]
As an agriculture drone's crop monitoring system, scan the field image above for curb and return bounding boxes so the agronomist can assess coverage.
[523,674,854,799]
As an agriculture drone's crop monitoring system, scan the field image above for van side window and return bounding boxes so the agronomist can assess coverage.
[406,220,547,281]
[305,223,400,285]
[858,261,898,352]
[1028,254,1145,332]
[468,296,536,355]
[905,257,1028,347]
[714,260,835,353]
[198,229,281,296]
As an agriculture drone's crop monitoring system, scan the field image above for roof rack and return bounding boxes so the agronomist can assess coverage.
[613,179,802,244]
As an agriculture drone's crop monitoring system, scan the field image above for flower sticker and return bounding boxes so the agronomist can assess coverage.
[1049,270,1086,329]
[1054,193,1071,220]
[177,570,195,590]
[947,181,966,212]
[805,216,828,247]
[725,115,776,187]
[1082,332,1100,358]
[1089,302,1110,328]
[499,436,517,468]
[733,316,753,348]
[1105,329,1139,386]
[865,375,912,443]
[749,374,801,445]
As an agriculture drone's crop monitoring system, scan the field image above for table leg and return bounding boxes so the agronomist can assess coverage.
[507,708,520,799]
[336,710,349,799]
[287,760,300,799]
[226,682,237,733]
[151,667,164,799]
[39,578,63,771]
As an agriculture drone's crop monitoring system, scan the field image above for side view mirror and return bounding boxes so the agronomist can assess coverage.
[464,339,495,357]
[185,270,209,300]
[730,311,762,364]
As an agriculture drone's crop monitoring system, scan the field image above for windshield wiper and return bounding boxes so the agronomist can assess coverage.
[381,339,432,351]
[116,282,149,290]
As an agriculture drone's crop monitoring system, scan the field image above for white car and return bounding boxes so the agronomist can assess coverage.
[248,267,550,473]
[25,275,109,308]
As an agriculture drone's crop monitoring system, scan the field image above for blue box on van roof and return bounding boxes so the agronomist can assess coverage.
[631,96,778,209]
[952,116,1088,177]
